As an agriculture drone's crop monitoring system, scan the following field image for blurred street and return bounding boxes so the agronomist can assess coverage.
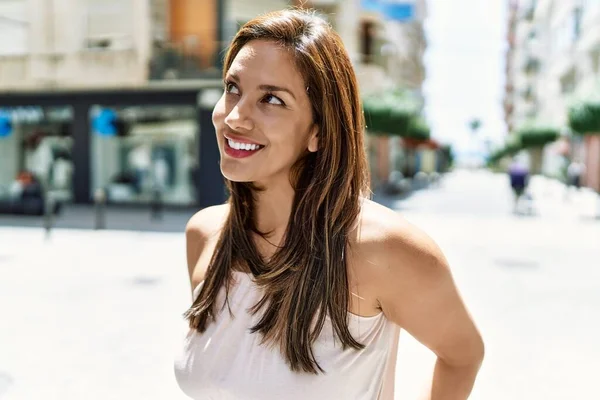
[1,169,599,400]
[1,0,600,398]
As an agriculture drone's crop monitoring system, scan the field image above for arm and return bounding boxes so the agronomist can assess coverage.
[376,221,484,400]
[185,218,206,298]
[185,204,229,298]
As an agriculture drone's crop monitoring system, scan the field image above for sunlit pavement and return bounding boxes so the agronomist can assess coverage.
[1,169,599,399]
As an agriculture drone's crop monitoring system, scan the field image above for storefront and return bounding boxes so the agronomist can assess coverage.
[0,106,74,213]
[0,85,225,209]
[90,105,199,206]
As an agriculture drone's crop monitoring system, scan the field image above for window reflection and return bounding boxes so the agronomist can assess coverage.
[90,105,198,206]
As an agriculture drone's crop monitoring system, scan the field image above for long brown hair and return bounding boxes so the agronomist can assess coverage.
[184,8,370,374]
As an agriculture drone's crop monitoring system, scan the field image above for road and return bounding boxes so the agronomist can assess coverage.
[0,169,599,399]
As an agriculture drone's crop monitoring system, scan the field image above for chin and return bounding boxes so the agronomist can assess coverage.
[220,164,255,183]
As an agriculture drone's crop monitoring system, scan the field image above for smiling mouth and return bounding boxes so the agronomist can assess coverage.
[225,137,265,151]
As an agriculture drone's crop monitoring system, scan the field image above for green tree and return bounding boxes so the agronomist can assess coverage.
[468,118,482,136]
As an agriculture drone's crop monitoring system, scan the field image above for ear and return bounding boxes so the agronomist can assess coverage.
[307,124,319,153]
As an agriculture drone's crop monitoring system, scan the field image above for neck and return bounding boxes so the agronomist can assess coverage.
[253,177,295,243]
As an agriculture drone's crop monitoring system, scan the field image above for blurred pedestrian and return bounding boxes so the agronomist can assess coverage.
[508,158,529,214]
[175,9,483,400]
[567,160,584,191]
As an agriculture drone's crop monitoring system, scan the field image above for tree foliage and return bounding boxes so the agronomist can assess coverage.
[363,90,423,137]
[468,118,482,133]
[487,134,522,165]
[406,116,431,140]
[568,100,600,135]
[516,126,560,148]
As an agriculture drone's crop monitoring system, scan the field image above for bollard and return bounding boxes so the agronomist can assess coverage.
[43,195,55,239]
[150,186,163,221]
[94,188,107,230]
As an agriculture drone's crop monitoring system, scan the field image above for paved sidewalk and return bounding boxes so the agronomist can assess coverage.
[526,175,599,220]
[1,170,599,399]
[0,204,198,233]
[0,228,191,400]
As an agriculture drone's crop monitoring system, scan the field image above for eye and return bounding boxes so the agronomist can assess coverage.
[263,93,285,106]
[225,81,240,95]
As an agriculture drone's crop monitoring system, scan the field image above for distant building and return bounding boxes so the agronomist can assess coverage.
[504,0,519,134]
[0,0,291,208]
[505,0,600,188]
[507,0,600,129]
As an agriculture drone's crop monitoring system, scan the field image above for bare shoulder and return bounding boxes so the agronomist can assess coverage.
[355,198,446,270]
[186,203,230,238]
[356,200,484,367]
[185,204,230,290]
[354,199,451,315]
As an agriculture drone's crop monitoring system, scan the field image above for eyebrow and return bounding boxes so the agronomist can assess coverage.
[228,73,297,100]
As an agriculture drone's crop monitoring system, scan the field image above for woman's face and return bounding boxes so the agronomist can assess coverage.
[212,39,318,185]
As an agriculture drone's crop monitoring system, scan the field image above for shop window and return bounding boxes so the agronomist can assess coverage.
[90,105,199,206]
[0,106,75,213]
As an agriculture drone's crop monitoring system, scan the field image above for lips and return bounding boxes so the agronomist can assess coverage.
[223,135,265,159]
[226,137,264,151]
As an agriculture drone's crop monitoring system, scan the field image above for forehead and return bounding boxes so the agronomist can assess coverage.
[228,40,306,89]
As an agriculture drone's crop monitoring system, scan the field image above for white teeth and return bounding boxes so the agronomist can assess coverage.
[227,138,261,151]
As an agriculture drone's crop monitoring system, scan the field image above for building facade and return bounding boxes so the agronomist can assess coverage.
[383,0,428,186]
[507,0,600,129]
[505,0,600,186]
[504,0,519,134]
[0,0,429,207]
[0,0,292,209]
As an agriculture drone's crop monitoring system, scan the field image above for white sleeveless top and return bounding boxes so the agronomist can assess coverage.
[174,271,400,400]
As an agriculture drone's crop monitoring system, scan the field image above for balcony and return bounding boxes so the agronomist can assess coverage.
[148,40,223,81]
[521,85,536,102]
[522,5,535,21]
[0,49,146,90]
[521,0,536,21]
[523,56,541,74]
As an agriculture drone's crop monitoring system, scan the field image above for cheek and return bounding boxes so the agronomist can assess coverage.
[212,97,226,127]
[268,122,309,156]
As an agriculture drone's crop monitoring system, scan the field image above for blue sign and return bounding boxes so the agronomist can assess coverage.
[92,108,117,137]
[361,1,416,22]
[383,3,415,21]
[0,110,12,138]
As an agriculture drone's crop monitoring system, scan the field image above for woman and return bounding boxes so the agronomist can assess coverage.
[175,9,484,400]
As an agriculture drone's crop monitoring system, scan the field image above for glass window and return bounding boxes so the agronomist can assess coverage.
[0,106,74,210]
[90,105,199,206]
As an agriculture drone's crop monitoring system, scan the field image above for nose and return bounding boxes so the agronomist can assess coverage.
[224,98,254,132]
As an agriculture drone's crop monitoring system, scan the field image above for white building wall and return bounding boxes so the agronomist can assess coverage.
[224,0,289,41]
[515,0,600,129]
[0,0,28,55]
[0,0,151,90]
